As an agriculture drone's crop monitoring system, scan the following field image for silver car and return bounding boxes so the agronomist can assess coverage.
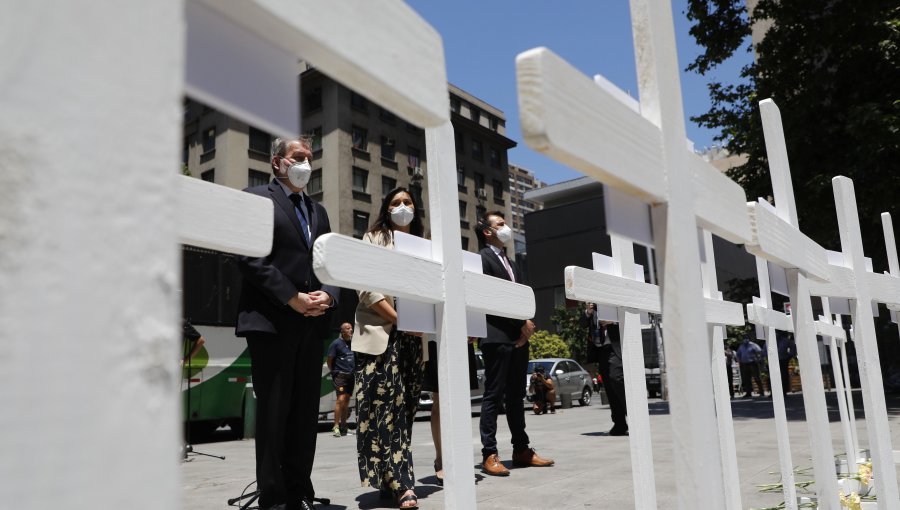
[525,358,593,407]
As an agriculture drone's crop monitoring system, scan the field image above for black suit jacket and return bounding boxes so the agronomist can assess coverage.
[235,180,339,336]
[479,246,527,344]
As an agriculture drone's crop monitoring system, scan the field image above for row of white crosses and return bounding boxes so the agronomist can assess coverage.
[517,1,899,510]
[146,1,530,509]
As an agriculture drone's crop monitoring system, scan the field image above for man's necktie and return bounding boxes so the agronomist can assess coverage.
[289,193,311,245]
[499,252,516,283]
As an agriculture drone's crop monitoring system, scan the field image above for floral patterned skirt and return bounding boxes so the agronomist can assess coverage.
[354,329,424,494]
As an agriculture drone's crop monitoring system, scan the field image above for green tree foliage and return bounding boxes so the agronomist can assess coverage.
[529,330,571,360]
[549,304,588,363]
[686,0,900,271]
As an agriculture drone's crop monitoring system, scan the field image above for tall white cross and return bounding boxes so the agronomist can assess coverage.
[805,177,900,507]
[744,99,842,509]
[517,1,752,506]
[745,257,799,509]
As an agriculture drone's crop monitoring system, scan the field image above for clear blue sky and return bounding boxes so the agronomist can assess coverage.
[405,0,751,185]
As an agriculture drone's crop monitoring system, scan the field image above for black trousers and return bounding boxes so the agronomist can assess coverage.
[597,344,627,430]
[247,327,325,509]
[779,359,792,395]
[740,362,765,395]
[479,342,530,458]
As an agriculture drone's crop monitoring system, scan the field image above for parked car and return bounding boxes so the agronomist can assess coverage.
[418,350,485,412]
[525,358,593,407]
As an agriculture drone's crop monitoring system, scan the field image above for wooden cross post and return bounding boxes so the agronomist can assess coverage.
[744,98,842,509]
[699,231,750,510]
[518,1,752,506]
[745,258,799,509]
[805,177,900,507]
[816,300,860,472]
[313,122,535,509]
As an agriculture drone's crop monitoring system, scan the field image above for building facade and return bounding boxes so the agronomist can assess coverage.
[507,163,544,258]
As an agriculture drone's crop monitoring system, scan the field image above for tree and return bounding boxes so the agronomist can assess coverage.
[549,304,589,363]
[529,330,571,360]
[686,0,900,272]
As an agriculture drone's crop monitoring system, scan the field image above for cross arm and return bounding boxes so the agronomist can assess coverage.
[807,265,855,299]
[746,303,794,332]
[312,234,534,319]
[815,320,846,341]
[705,298,745,326]
[516,47,751,244]
[178,175,273,257]
[194,0,449,128]
[866,272,900,308]
[745,202,830,280]
[564,266,661,313]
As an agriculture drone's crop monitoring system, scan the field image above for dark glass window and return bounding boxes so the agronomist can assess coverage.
[201,169,215,182]
[472,139,482,161]
[381,136,396,160]
[249,127,270,154]
[352,126,368,151]
[307,169,322,195]
[248,169,269,187]
[303,87,322,113]
[353,211,370,239]
[202,127,216,153]
[352,167,368,193]
[351,91,368,111]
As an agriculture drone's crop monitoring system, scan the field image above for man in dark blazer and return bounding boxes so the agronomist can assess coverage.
[236,137,339,510]
[597,321,628,435]
[475,211,554,477]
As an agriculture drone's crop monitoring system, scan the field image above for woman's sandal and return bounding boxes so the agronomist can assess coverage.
[434,459,444,486]
[397,491,418,509]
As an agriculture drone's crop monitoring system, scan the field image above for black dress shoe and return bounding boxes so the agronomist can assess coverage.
[608,427,629,436]
[299,497,315,510]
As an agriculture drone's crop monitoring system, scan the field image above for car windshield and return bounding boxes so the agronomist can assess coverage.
[527,361,554,374]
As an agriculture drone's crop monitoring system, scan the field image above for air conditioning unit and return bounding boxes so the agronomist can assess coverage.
[412,167,424,178]
[475,188,487,199]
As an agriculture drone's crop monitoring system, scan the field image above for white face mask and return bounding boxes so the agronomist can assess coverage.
[281,158,312,188]
[495,224,513,244]
[390,204,415,227]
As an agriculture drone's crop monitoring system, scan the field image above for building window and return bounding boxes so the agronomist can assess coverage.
[461,236,469,250]
[474,173,485,194]
[455,131,464,153]
[201,169,215,182]
[352,126,368,151]
[457,166,466,187]
[248,169,270,187]
[308,169,322,195]
[304,87,322,113]
[490,147,500,168]
[472,139,482,161]
[382,176,397,197]
[471,107,481,125]
[408,146,421,170]
[379,108,396,124]
[490,117,499,132]
[476,205,487,221]
[352,167,368,193]
[459,200,467,219]
[182,136,189,165]
[450,97,461,113]
[350,91,368,112]
[306,127,322,152]
[202,127,216,153]
[353,210,370,239]
[381,136,396,161]
[249,127,270,154]
[493,179,503,199]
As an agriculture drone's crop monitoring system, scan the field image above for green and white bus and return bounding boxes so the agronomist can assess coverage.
[182,246,350,438]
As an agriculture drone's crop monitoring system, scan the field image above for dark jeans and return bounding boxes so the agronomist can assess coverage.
[598,344,627,430]
[779,359,792,395]
[740,362,765,396]
[479,341,530,458]
[247,327,324,509]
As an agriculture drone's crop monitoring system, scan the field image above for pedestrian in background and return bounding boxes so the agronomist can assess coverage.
[737,335,766,398]
[326,322,355,437]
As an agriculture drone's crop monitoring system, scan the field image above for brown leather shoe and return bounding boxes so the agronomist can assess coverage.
[481,453,510,476]
[512,448,555,467]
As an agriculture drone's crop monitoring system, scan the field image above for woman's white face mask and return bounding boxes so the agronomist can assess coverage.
[390,204,415,227]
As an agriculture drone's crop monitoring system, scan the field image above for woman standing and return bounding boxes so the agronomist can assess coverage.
[352,187,425,509]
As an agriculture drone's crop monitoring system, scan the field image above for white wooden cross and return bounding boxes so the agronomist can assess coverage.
[744,98,842,509]
[745,257,799,509]
[517,1,753,506]
[805,177,900,507]
[817,300,860,473]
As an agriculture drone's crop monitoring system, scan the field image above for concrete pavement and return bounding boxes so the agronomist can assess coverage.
[182,390,900,509]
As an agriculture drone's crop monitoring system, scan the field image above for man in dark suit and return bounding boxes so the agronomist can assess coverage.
[597,321,628,435]
[236,137,339,510]
[475,210,554,477]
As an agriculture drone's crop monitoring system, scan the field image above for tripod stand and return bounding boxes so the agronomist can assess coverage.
[182,323,225,461]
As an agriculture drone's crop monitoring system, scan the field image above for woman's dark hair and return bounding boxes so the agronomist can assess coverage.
[368,186,425,238]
